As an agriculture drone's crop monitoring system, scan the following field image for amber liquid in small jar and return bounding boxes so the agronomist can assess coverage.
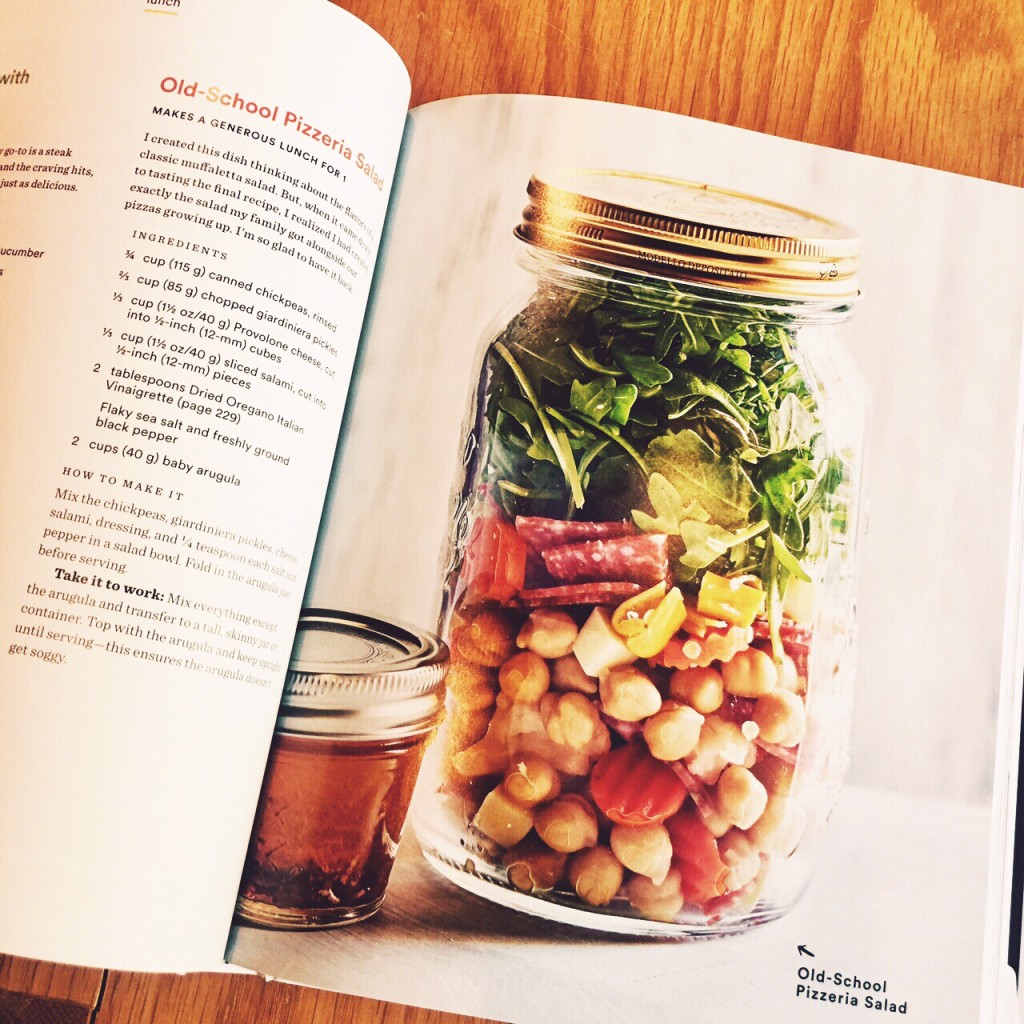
[234,608,447,929]
[237,729,433,927]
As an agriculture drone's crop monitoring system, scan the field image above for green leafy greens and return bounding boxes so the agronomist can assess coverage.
[481,273,845,644]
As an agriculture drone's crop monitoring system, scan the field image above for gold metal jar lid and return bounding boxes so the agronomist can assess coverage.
[515,170,860,301]
[277,608,448,739]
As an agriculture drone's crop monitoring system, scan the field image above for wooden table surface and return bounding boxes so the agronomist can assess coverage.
[2,1,1021,1022]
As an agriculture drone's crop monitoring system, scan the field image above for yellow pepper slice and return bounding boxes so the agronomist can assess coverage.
[626,586,687,658]
[696,572,764,628]
[680,599,728,638]
[611,581,668,638]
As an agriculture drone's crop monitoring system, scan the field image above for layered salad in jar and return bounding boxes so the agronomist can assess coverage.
[432,269,854,933]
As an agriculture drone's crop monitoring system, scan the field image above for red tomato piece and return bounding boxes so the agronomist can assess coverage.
[462,515,526,603]
[665,806,729,906]
[589,740,688,826]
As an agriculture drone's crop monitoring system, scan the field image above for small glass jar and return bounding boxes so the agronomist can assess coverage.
[236,609,447,928]
[417,171,866,936]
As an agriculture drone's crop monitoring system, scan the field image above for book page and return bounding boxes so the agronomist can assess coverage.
[231,95,1024,1023]
[0,0,408,971]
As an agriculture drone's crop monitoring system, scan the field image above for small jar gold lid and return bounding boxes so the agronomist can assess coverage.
[515,170,860,301]
[277,608,448,739]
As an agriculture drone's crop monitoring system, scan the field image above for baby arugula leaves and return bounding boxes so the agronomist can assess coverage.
[480,271,843,647]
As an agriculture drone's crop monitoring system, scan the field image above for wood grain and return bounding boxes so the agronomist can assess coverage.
[334,0,1024,186]
[0,955,103,1008]
[93,972,495,1024]
[4,1,1021,1022]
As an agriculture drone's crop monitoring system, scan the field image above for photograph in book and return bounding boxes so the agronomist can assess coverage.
[229,95,1024,1024]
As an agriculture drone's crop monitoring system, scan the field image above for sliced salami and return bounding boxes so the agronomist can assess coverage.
[600,713,642,742]
[518,581,643,607]
[541,533,670,587]
[514,516,636,553]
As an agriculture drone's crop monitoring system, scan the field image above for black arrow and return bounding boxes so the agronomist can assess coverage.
[797,945,815,957]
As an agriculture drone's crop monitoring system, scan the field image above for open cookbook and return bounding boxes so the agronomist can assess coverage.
[4,2,1024,1022]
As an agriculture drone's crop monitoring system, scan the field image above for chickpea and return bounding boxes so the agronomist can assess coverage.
[503,755,561,807]
[745,794,807,857]
[504,837,568,892]
[551,654,599,695]
[514,729,592,778]
[626,867,684,922]
[498,650,551,703]
[721,646,778,697]
[752,689,807,747]
[541,691,603,750]
[685,717,752,783]
[717,830,762,891]
[642,702,704,761]
[534,794,599,853]
[445,661,497,712]
[511,694,608,775]
[715,765,768,830]
[610,822,673,885]
[447,706,491,753]
[471,785,534,847]
[668,666,724,714]
[568,845,624,907]
[517,609,579,660]
[696,803,733,839]
[599,665,662,722]
[451,701,515,776]
[453,608,517,667]
[452,732,509,777]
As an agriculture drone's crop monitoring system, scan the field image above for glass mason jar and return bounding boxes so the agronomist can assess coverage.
[237,609,448,928]
[417,170,866,936]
